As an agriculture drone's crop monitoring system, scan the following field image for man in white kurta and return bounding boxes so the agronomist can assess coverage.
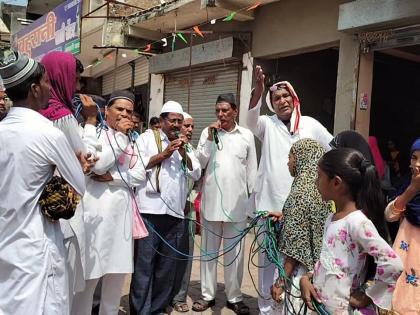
[0,51,86,315]
[129,101,201,315]
[71,90,146,315]
[193,94,257,314]
[247,67,333,315]
[172,112,199,312]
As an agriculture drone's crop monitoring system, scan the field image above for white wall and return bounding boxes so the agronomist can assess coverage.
[239,52,254,127]
[148,74,164,120]
[252,0,342,58]
[338,0,420,32]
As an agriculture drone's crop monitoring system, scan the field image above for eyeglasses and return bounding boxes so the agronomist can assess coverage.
[269,83,288,92]
[164,118,183,125]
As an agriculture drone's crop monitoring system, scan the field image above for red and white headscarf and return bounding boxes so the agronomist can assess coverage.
[266,81,301,134]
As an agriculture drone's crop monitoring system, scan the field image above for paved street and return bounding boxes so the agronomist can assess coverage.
[118,234,260,314]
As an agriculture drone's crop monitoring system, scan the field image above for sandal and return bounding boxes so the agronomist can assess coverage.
[192,298,215,312]
[226,301,250,315]
[172,302,189,313]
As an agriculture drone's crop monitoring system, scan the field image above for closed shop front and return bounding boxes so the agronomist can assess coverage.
[102,56,149,96]
[164,62,241,145]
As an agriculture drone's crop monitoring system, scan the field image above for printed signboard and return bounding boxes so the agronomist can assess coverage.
[12,0,82,61]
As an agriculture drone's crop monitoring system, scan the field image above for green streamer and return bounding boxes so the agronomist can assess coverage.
[176,32,188,44]
[223,11,236,21]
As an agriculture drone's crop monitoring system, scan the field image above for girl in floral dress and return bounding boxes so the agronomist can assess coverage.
[300,148,403,314]
[384,138,420,314]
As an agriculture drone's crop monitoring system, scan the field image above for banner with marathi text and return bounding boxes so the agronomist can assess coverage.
[12,0,82,61]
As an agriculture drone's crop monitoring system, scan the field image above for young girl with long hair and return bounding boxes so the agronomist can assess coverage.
[300,148,403,314]
[384,138,420,314]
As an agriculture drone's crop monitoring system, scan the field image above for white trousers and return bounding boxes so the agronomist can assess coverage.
[71,274,126,315]
[200,219,246,303]
[257,226,277,315]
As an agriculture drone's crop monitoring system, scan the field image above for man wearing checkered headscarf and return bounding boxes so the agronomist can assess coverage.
[247,66,333,315]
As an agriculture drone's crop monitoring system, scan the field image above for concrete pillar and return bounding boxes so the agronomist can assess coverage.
[239,52,254,127]
[334,33,360,135]
[354,51,374,139]
[148,74,164,120]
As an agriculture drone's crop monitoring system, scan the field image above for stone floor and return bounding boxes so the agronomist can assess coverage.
[118,234,260,314]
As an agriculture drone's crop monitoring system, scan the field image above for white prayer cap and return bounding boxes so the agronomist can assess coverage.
[161,100,184,115]
[183,112,192,119]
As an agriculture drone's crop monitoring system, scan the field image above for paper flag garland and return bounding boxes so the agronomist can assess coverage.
[177,32,188,44]
[223,11,236,21]
[247,1,261,11]
[193,25,204,37]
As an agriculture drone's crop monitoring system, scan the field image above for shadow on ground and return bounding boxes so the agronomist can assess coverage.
[118,234,260,314]
[118,280,258,314]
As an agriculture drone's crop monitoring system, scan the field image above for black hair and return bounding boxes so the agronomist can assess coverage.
[132,111,141,119]
[75,58,84,74]
[319,148,390,283]
[151,116,162,123]
[318,148,389,241]
[5,63,45,102]
[216,93,237,110]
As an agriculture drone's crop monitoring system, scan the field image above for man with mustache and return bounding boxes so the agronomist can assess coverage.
[193,93,257,314]
[129,101,201,315]
[247,66,333,315]
[171,112,199,313]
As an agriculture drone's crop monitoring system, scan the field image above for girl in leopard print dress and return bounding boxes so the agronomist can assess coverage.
[271,138,332,314]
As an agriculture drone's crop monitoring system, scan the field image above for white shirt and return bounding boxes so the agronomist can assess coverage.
[136,129,201,219]
[53,114,100,155]
[71,128,146,280]
[246,98,333,213]
[196,124,257,222]
[0,107,85,315]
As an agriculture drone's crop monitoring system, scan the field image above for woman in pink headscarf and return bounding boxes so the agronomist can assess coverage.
[40,51,98,153]
[39,51,100,302]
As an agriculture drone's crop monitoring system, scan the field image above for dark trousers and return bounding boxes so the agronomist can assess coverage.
[172,216,194,304]
[129,214,184,315]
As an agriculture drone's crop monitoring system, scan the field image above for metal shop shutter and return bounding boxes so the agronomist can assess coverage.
[102,57,149,96]
[134,56,149,86]
[164,62,240,146]
[102,63,131,95]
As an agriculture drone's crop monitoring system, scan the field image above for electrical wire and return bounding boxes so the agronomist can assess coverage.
[85,106,323,314]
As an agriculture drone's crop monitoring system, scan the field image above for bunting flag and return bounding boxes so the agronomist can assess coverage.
[247,1,261,11]
[223,11,236,21]
[144,44,151,52]
[85,1,264,66]
[193,25,204,38]
[177,32,188,44]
